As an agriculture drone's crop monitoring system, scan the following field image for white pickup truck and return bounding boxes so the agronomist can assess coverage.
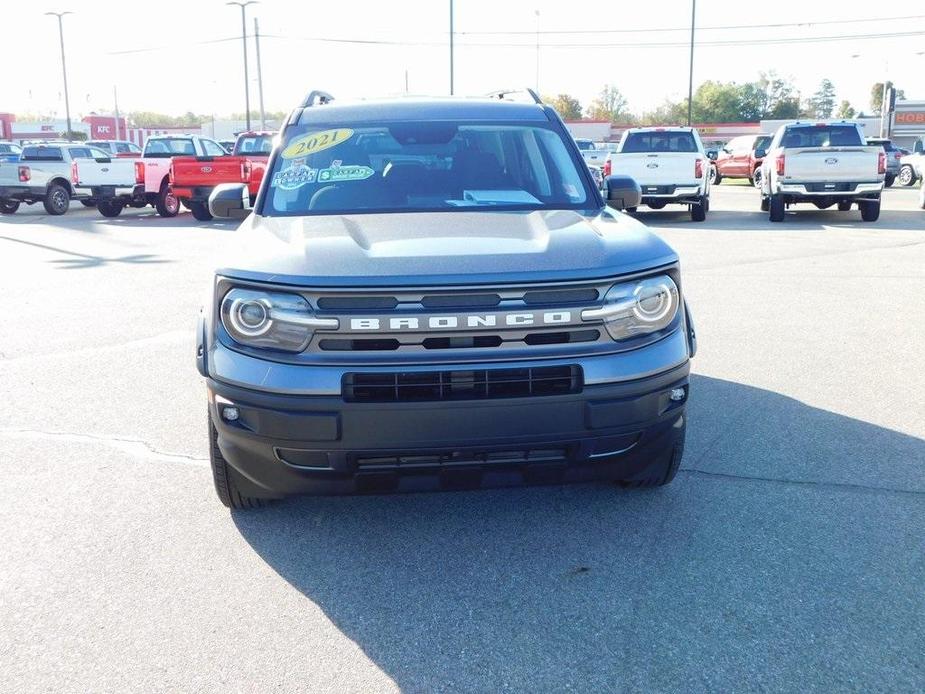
[135,134,228,217]
[0,142,134,216]
[611,127,710,221]
[759,121,885,222]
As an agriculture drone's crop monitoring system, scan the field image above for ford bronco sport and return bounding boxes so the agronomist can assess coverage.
[199,89,696,509]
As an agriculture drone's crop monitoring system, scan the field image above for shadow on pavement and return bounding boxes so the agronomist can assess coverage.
[233,375,925,691]
[0,235,172,269]
[635,209,925,232]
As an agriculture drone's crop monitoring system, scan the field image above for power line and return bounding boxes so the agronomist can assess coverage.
[106,36,240,55]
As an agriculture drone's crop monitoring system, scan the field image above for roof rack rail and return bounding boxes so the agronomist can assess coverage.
[300,90,335,108]
[485,88,543,105]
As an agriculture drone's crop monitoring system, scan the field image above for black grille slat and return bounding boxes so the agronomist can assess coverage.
[420,294,501,309]
[343,365,582,402]
[355,447,568,470]
[522,288,599,305]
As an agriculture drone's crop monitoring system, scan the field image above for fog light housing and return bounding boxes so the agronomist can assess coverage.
[669,388,686,402]
[221,406,240,422]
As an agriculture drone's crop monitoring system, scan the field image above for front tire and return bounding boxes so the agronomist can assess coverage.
[209,411,267,510]
[690,195,707,222]
[858,199,881,222]
[0,200,19,214]
[80,200,96,208]
[155,184,179,217]
[898,165,916,187]
[769,193,785,222]
[97,200,124,217]
[760,197,770,212]
[710,167,721,185]
[837,201,852,211]
[43,184,70,216]
[647,200,666,210]
[189,201,213,221]
[884,174,895,188]
[752,168,762,189]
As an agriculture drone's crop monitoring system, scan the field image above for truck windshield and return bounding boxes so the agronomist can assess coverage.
[780,126,863,148]
[236,135,274,154]
[262,122,590,216]
[622,132,698,153]
[144,139,196,157]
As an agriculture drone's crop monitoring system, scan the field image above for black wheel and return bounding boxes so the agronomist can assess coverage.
[189,201,213,221]
[209,411,267,510]
[884,174,895,188]
[898,165,916,187]
[617,441,684,488]
[97,200,124,217]
[625,206,637,213]
[837,201,852,211]
[0,200,19,214]
[80,200,96,208]
[858,199,880,222]
[918,185,925,210]
[752,168,762,189]
[690,195,707,222]
[760,197,770,212]
[43,183,70,216]
[813,200,834,210]
[710,167,721,185]
[769,193,785,222]
[155,184,179,217]
[647,201,667,210]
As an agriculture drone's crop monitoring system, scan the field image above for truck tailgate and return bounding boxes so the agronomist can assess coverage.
[582,151,608,167]
[782,147,880,182]
[613,153,699,186]
[74,158,137,187]
[170,156,245,187]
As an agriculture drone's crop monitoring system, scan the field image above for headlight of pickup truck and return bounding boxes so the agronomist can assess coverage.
[582,275,679,341]
[219,288,337,352]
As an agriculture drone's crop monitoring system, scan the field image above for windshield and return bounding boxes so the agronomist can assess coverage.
[263,121,590,216]
[622,131,698,153]
[755,136,772,151]
[145,138,195,157]
[780,125,862,148]
[236,135,274,154]
[574,139,594,151]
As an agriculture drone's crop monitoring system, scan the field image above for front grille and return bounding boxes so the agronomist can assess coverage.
[320,329,600,351]
[343,365,582,402]
[355,447,567,470]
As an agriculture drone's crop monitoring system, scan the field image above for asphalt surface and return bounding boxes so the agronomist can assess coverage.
[1,184,923,693]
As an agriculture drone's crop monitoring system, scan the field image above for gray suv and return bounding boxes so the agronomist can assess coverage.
[199,90,696,508]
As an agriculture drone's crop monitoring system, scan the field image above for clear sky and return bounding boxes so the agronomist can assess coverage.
[2,0,923,121]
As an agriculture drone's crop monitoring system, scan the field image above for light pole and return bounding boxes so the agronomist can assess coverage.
[851,54,890,137]
[45,11,73,141]
[227,1,257,131]
[253,17,266,130]
[535,10,540,95]
[449,0,455,95]
[687,0,696,127]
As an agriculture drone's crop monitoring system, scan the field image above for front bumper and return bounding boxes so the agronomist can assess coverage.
[207,361,689,498]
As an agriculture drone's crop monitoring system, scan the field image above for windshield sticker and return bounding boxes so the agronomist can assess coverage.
[318,162,375,183]
[281,128,354,159]
[272,164,317,190]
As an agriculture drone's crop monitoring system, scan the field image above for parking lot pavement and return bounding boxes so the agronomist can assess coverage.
[1,186,923,692]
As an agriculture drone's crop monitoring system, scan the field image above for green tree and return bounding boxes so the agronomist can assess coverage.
[59,130,87,141]
[870,82,905,114]
[836,100,856,119]
[545,93,583,120]
[641,100,687,125]
[587,85,629,122]
[809,79,837,119]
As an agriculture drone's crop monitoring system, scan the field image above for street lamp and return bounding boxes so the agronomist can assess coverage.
[45,11,73,141]
[687,0,696,127]
[227,1,258,131]
[535,10,540,95]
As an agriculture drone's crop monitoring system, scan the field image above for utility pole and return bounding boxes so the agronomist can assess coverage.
[449,0,455,95]
[254,17,266,130]
[535,10,540,94]
[227,1,257,131]
[687,0,696,127]
[45,11,73,141]
[113,86,121,141]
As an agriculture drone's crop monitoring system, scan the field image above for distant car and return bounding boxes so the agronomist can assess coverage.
[574,138,595,151]
[898,151,923,187]
[711,134,772,188]
[866,138,902,187]
[0,141,22,162]
[87,140,143,158]
[587,164,603,189]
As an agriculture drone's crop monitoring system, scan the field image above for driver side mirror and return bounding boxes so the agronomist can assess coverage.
[754,148,767,159]
[705,150,718,161]
[209,183,251,219]
[605,174,641,211]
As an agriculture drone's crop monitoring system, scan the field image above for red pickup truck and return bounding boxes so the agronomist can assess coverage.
[710,134,772,188]
[169,131,275,220]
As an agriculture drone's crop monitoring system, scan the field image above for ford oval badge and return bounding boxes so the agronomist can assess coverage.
[201,166,213,173]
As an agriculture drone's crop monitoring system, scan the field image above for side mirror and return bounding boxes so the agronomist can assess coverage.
[605,174,641,211]
[754,148,767,159]
[914,140,924,154]
[209,183,251,219]
[706,150,718,161]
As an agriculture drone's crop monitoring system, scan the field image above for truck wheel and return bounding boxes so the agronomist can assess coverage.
[0,200,19,214]
[837,201,852,211]
[189,201,213,221]
[43,184,70,216]
[898,165,916,187]
[858,199,881,222]
[209,411,267,510]
[760,197,770,212]
[647,201,666,210]
[80,200,96,208]
[884,174,895,188]
[752,169,762,189]
[617,441,684,488]
[97,200,124,218]
[155,185,179,217]
[690,196,707,222]
[769,193,785,222]
[710,167,721,185]
[625,206,637,214]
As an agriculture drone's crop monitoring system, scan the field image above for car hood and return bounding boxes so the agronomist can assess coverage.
[217,208,679,287]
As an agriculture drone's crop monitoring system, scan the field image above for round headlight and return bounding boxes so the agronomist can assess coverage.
[228,297,271,337]
[633,281,674,322]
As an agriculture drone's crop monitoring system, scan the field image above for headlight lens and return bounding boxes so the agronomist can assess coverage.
[582,275,679,341]
[219,288,338,352]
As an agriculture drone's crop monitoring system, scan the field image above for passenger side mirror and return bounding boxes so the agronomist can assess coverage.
[209,183,251,219]
[754,148,767,159]
[605,174,641,211]
[706,150,718,161]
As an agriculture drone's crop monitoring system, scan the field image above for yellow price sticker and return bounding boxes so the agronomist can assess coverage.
[281,128,354,159]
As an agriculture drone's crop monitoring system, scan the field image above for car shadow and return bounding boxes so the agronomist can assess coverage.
[232,375,925,691]
[635,209,925,232]
[0,235,172,269]
[0,206,241,230]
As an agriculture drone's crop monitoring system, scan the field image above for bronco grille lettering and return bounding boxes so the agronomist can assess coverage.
[347,311,576,332]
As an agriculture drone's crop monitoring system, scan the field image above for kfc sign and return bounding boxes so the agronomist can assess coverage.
[96,125,111,135]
